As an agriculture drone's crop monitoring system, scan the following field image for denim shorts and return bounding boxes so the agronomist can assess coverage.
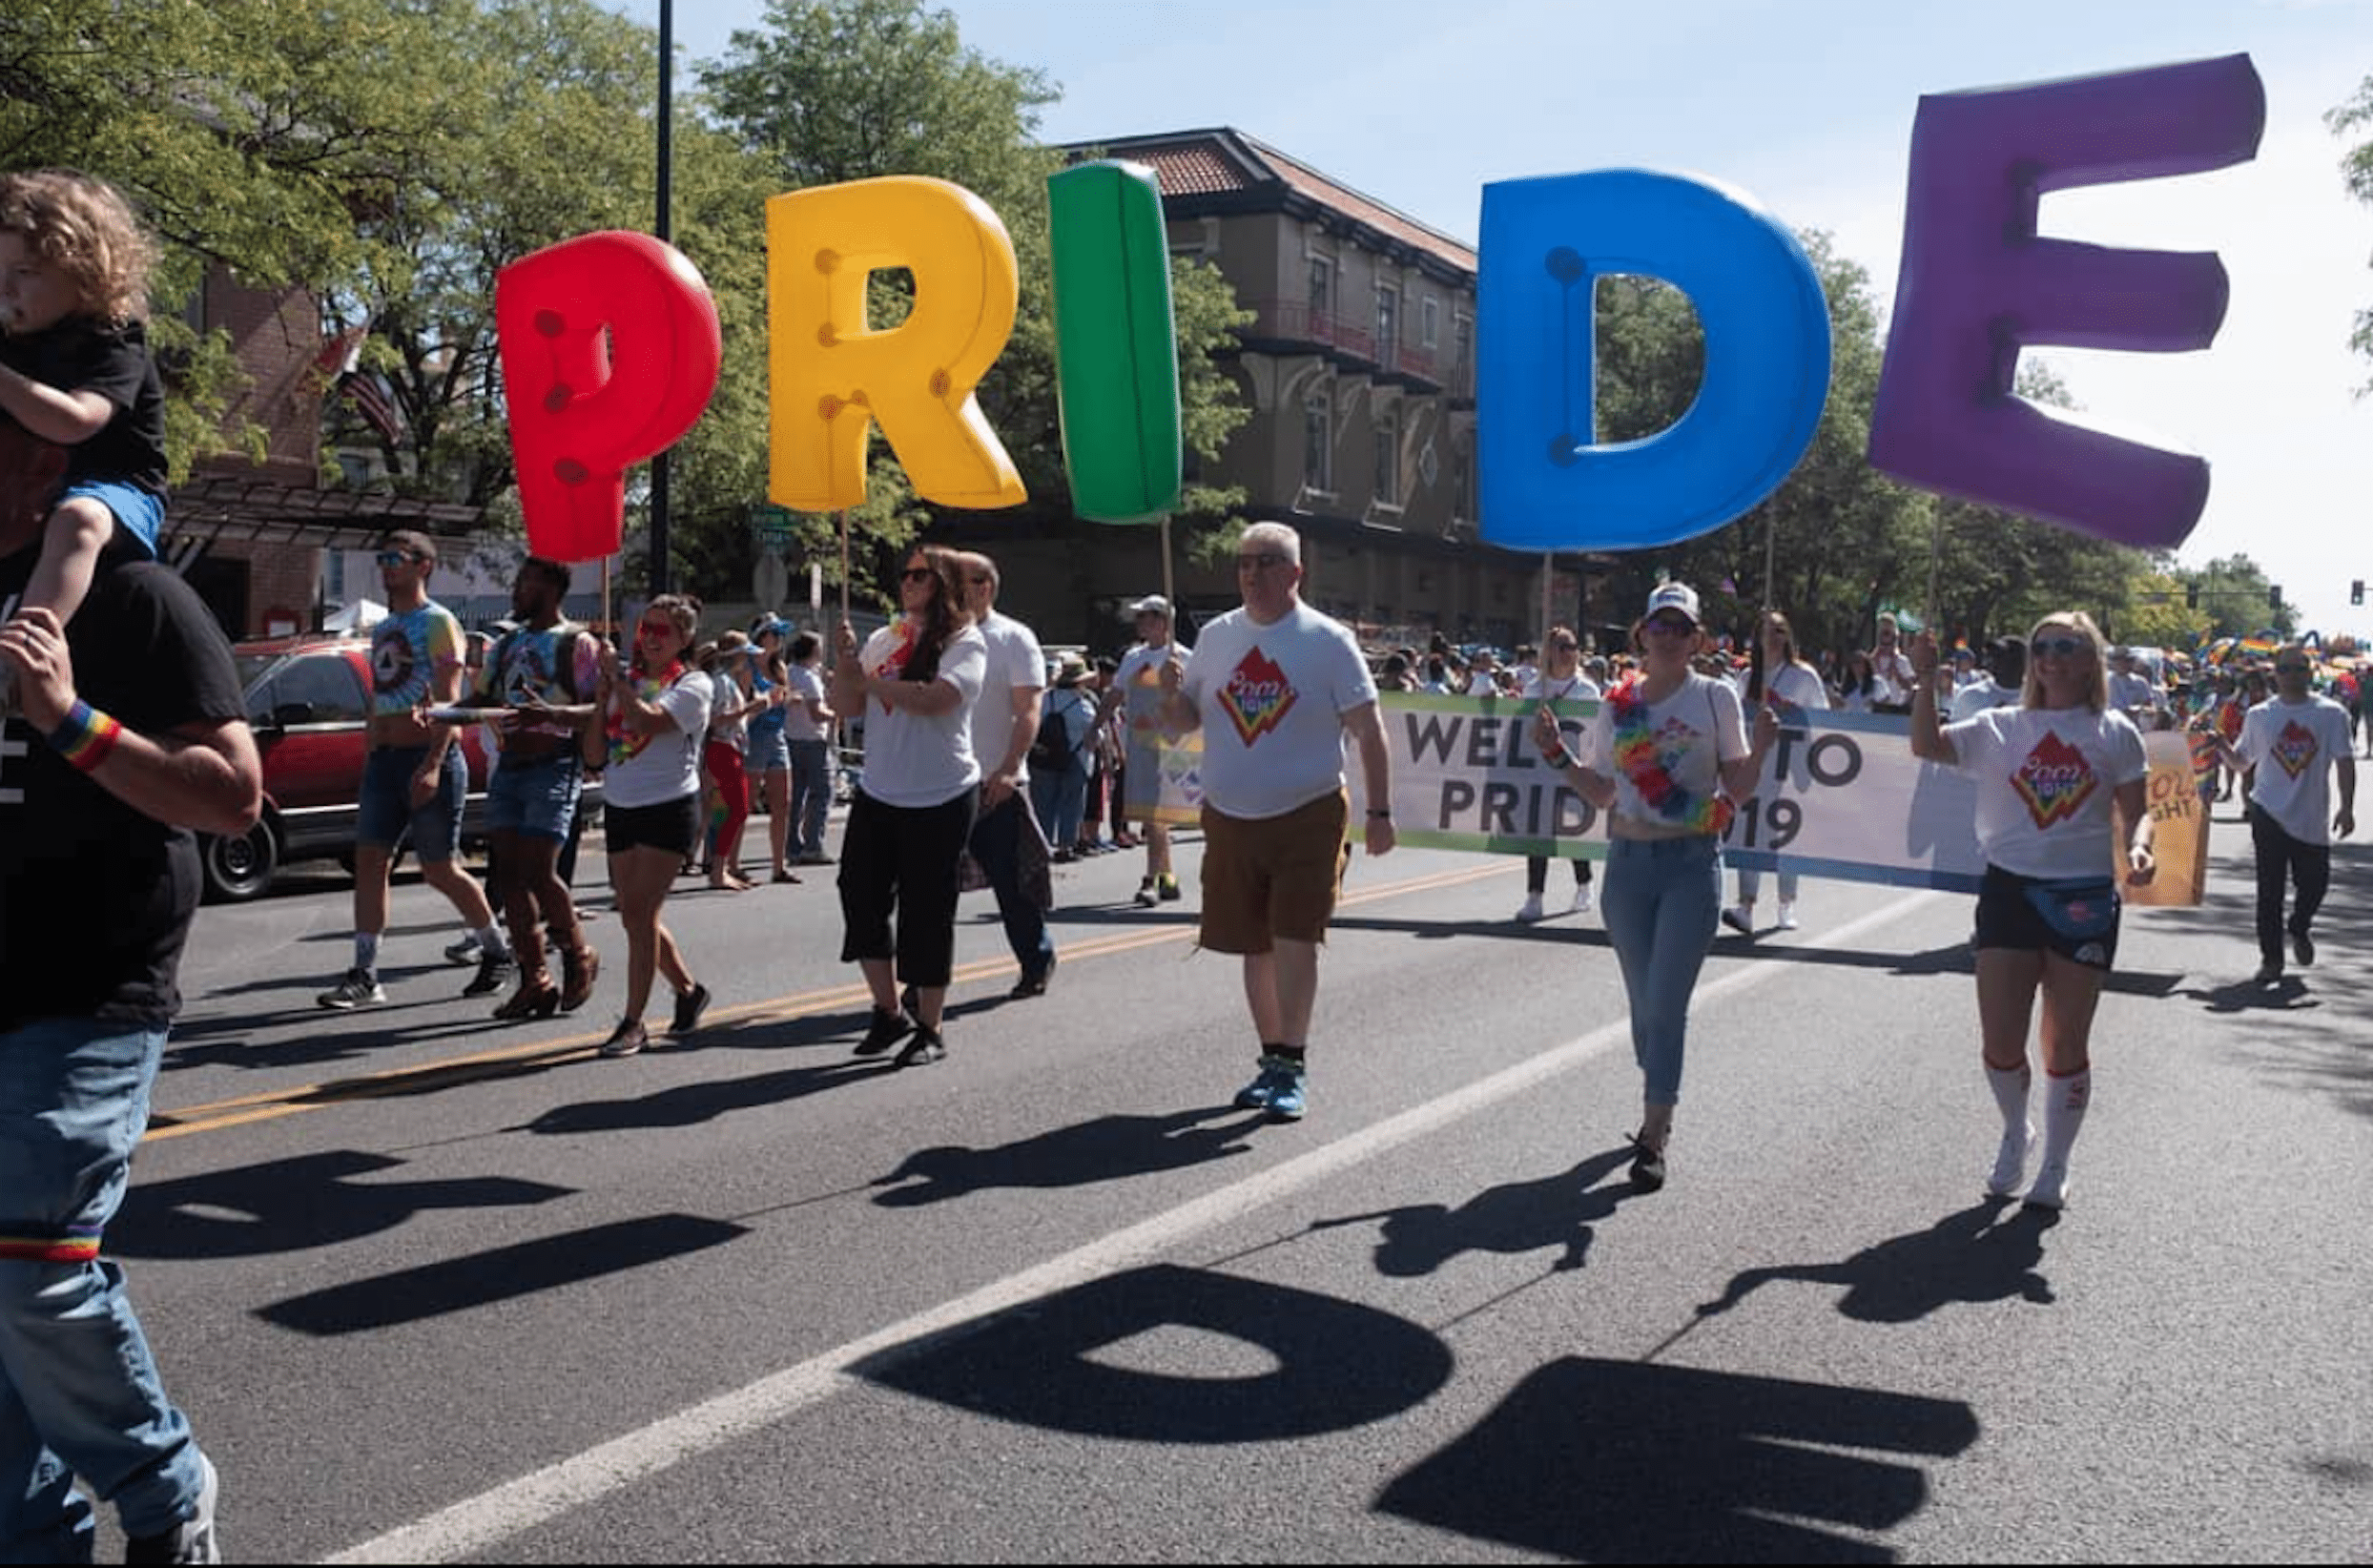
[486,752,581,842]
[62,480,163,557]
[748,725,791,774]
[357,745,466,860]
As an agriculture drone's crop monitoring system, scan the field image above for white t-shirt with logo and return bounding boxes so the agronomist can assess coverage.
[1944,705,2147,878]
[605,668,712,808]
[856,621,987,809]
[2236,694,2353,845]
[969,610,1045,786]
[1582,673,1750,830]
[1524,669,1601,768]
[1949,674,2018,723]
[1757,661,1830,716]
[1180,601,1377,819]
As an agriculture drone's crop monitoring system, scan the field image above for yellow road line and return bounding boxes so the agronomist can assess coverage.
[146,860,1510,1144]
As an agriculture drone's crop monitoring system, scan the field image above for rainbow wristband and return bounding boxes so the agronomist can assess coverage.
[47,700,124,773]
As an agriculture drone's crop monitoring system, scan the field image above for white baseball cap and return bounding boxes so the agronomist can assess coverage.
[1125,594,1172,619]
[1644,582,1702,624]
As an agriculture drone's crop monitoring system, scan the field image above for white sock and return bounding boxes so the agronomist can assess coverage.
[2030,1067,2091,1207]
[354,932,381,975]
[1986,1062,2033,1195]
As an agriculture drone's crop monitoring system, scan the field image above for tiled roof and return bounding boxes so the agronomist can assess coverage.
[1074,129,1476,278]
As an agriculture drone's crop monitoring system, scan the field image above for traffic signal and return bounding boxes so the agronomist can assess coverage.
[2269,585,2281,610]
[2186,584,2199,609]
[2355,580,2365,607]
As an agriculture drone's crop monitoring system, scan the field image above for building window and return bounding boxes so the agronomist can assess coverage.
[1376,286,1398,366]
[1374,404,1400,507]
[1421,296,1438,349]
[1303,382,1332,493]
[1309,255,1332,323]
[1455,449,1477,521]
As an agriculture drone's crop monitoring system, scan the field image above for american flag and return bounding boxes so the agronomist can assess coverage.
[313,326,403,445]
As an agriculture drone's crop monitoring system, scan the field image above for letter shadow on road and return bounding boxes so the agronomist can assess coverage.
[855,1261,1978,1561]
[1377,1356,1978,1563]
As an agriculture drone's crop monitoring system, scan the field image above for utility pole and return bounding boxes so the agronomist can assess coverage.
[648,0,674,595]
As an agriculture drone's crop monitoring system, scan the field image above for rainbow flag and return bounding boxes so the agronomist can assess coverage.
[2239,635,2280,659]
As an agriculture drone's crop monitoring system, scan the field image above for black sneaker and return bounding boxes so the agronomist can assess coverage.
[671,981,712,1038]
[317,969,385,1009]
[462,951,516,998]
[126,1451,219,1564]
[894,1026,946,1067]
[1007,952,1055,1000]
[854,1006,915,1057]
[2292,928,2317,968]
[1627,1132,1667,1193]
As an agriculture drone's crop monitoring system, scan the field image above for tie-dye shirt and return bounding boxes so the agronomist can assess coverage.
[369,601,464,717]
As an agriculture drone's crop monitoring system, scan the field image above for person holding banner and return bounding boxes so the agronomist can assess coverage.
[1909,614,2154,1210]
[1156,523,1393,1123]
[1516,627,1599,922]
[1723,609,1828,937]
[1531,583,1775,1192]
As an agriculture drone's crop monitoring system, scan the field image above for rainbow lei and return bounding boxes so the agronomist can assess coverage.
[1606,674,1734,836]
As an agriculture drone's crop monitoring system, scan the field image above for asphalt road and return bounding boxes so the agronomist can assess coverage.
[97,803,2373,1562]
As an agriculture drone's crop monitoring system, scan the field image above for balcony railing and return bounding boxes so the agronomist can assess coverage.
[1238,299,1460,390]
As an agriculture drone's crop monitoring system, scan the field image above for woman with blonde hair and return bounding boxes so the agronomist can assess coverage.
[1909,611,2153,1208]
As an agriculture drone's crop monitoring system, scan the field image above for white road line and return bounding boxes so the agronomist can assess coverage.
[327,886,1941,1563]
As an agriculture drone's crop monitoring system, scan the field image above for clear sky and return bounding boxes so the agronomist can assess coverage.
[612,0,2373,641]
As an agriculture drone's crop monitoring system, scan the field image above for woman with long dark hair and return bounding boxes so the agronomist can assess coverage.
[832,546,987,1067]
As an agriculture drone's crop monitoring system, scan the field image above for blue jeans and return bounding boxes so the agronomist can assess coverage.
[0,1017,204,1562]
[968,791,1053,981]
[1030,764,1088,851]
[787,738,833,857]
[1600,836,1723,1107]
[1735,866,1799,903]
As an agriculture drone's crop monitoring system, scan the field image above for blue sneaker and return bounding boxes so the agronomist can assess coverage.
[1266,1065,1308,1122]
[1232,1054,1290,1110]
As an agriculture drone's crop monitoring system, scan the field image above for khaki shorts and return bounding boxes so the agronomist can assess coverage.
[1198,790,1352,954]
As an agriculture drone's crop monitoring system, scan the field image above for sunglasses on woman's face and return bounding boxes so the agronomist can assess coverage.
[900,566,937,584]
[2031,635,2088,658]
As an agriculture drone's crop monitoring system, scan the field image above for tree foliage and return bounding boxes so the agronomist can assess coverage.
[2328,72,2373,393]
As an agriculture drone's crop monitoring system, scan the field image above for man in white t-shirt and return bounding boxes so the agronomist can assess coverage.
[1949,636,2027,722]
[2106,647,2163,726]
[1107,594,1186,907]
[958,552,1056,998]
[1156,522,1394,1123]
[2213,644,2356,984]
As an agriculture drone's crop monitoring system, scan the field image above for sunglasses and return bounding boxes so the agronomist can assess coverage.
[1642,617,1697,636]
[2031,635,2089,658]
[638,619,675,636]
[2275,663,2309,674]
[1549,640,1578,651]
[376,550,424,568]
[900,566,939,584]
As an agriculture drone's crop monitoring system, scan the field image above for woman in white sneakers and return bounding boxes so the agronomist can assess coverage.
[1723,609,1828,937]
[1909,613,2154,1208]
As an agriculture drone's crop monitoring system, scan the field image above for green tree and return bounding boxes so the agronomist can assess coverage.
[699,0,1250,609]
[2328,73,2373,392]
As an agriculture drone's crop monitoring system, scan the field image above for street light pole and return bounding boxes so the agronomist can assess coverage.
[648,0,674,595]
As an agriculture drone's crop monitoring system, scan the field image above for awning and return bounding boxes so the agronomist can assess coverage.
[166,474,485,552]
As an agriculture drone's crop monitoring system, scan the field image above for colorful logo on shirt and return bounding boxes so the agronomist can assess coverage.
[2011,732,2099,830]
[870,621,918,715]
[1218,646,1297,746]
[2271,718,2320,780]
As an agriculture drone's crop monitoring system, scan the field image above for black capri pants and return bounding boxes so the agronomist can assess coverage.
[836,784,980,989]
